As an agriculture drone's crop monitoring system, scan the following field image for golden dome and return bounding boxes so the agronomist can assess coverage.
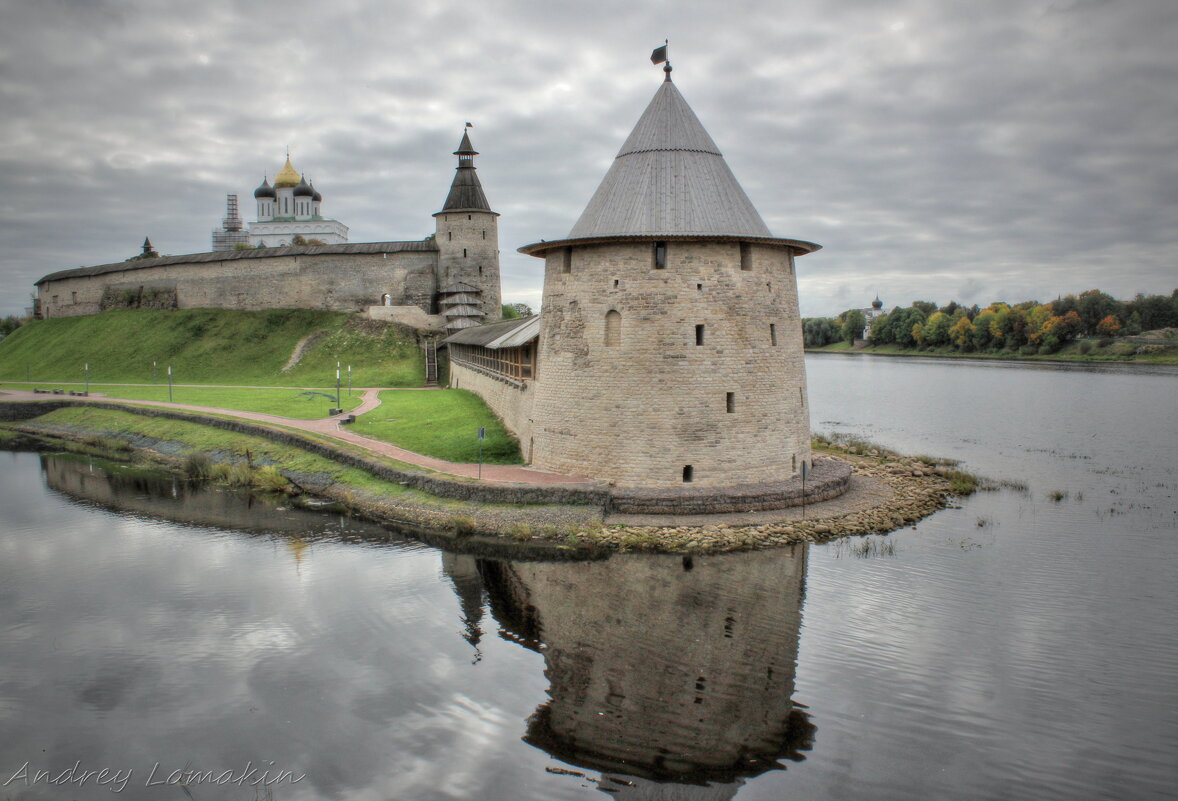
[273,155,301,188]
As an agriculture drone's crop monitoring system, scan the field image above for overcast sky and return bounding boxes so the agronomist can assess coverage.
[2,0,1175,318]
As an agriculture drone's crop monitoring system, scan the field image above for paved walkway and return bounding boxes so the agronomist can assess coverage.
[0,388,597,487]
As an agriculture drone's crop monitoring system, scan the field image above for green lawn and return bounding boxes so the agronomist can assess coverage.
[351,389,522,464]
[0,383,363,419]
[0,308,426,386]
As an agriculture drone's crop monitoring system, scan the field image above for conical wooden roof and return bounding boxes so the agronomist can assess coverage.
[566,77,771,240]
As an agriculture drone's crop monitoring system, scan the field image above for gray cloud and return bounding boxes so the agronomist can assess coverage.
[1,0,1175,317]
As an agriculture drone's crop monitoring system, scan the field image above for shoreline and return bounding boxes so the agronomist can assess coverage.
[0,402,967,555]
[805,344,1178,366]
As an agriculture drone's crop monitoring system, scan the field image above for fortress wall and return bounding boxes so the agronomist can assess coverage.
[528,240,811,488]
[449,360,534,451]
[38,249,439,319]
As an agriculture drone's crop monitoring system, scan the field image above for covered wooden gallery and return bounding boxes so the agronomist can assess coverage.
[442,314,539,382]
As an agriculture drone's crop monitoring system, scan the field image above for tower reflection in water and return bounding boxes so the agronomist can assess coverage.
[445,547,815,798]
[43,453,814,797]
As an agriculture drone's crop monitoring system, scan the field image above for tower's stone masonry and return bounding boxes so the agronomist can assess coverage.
[529,240,810,488]
[434,210,501,317]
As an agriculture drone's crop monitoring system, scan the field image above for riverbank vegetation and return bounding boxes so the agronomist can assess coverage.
[1,405,602,551]
[0,308,425,386]
[804,288,1178,362]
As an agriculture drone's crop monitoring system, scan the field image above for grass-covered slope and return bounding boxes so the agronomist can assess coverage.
[352,390,523,464]
[0,309,425,386]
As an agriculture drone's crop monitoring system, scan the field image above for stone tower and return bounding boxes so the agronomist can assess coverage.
[520,67,820,489]
[433,130,502,322]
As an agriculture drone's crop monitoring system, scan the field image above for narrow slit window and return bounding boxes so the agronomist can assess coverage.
[653,241,667,269]
[792,454,797,471]
[463,248,467,258]
[447,231,452,241]
[740,243,753,271]
[770,323,778,346]
[697,283,703,291]
[467,214,472,220]
[726,392,735,413]
[612,278,619,288]
[682,465,694,483]
[482,230,486,239]
[695,324,705,345]
[561,248,572,274]
[604,310,621,347]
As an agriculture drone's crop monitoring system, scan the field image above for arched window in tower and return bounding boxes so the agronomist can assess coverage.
[653,241,667,269]
[740,243,753,271]
[604,310,621,347]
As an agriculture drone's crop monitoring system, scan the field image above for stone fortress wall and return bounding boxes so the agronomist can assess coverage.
[36,243,441,320]
[526,239,812,488]
[448,359,536,456]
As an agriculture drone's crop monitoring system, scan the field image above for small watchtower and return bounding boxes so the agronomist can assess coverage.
[433,129,501,323]
[520,58,821,489]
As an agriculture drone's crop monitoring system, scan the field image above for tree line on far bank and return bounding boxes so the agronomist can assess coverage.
[803,289,1178,354]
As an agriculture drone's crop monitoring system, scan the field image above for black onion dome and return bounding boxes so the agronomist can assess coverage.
[311,182,322,202]
[872,296,883,309]
[293,175,314,197]
[254,177,275,199]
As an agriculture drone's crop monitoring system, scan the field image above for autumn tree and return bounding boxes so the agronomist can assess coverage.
[840,309,867,344]
[1095,314,1121,337]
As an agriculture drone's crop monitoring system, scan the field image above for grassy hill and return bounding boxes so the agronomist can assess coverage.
[0,309,426,387]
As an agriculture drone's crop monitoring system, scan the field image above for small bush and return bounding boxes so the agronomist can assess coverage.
[183,451,213,479]
[507,522,534,541]
[451,515,477,535]
[227,461,254,486]
[943,469,979,495]
[252,465,290,493]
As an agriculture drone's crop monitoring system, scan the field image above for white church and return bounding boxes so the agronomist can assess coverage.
[212,154,349,250]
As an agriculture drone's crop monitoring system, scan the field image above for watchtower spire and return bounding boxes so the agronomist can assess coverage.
[440,126,492,212]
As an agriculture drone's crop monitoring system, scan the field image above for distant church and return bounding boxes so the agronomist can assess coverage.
[247,154,348,248]
[212,154,349,250]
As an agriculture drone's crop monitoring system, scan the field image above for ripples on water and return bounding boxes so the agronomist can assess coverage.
[0,356,1175,800]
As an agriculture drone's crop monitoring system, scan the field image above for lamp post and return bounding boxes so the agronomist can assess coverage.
[84,363,89,395]
[167,365,173,403]
[152,360,157,385]
[335,369,341,410]
[347,365,352,396]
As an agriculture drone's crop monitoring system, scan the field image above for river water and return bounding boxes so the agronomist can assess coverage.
[0,355,1175,800]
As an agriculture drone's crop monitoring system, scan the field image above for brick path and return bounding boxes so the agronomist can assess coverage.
[0,387,597,487]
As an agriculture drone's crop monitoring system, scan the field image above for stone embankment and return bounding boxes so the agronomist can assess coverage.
[587,453,959,553]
